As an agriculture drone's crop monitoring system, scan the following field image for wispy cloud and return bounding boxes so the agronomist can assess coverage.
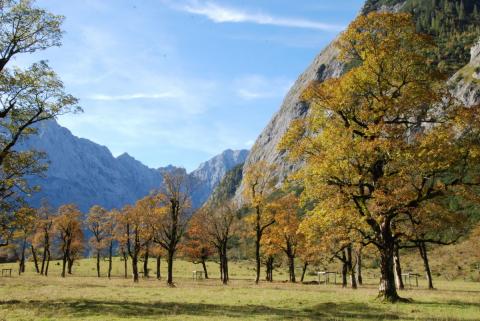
[178,1,344,31]
[234,75,293,101]
[88,92,179,101]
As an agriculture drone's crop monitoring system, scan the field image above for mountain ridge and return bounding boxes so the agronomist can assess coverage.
[21,120,248,212]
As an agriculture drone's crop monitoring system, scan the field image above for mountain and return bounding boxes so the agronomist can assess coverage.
[189,149,249,208]
[235,0,480,203]
[21,120,248,212]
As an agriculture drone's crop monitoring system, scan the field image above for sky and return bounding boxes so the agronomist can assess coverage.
[16,0,365,171]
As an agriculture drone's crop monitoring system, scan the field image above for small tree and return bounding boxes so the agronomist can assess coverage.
[181,211,215,279]
[32,202,55,276]
[243,161,277,284]
[86,205,109,277]
[14,206,36,274]
[152,170,190,286]
[265,194,302,283]
[55,204,82,278]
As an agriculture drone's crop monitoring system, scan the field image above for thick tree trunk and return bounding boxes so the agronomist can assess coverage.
[393,244,404,290]
[288,255,296,283]
[418,241,434,289]
[201,258,209,279]
[96,251,101,277]
[301,262,308,283]
[355,249,363,285]
[347,245,357,289]
[132,256,139,282]
[378,233,401,302]
[31,245,39,274]
[156,255,161,280]
[167,251,174,286]
[108,242,113,279]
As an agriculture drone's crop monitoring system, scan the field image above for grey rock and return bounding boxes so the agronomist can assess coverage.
[21,120,248,212]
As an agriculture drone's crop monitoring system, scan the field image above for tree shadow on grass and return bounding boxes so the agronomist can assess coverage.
[0,299,454,320]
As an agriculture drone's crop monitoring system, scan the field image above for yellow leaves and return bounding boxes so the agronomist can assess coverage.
[279,11,478,254]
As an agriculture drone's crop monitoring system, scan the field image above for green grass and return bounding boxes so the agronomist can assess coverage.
[0,258,479,320]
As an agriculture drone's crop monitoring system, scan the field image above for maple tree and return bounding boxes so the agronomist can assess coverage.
[152,170,191,286]
[280,12,480,301]
[181,211,215,279]
[263,193,302,283]
[86,205,109,277]
[243,161,278,284]
[13,206,36,274]
[55,204,83,278]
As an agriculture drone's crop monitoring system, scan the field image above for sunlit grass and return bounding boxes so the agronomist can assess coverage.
[0,258,479,320]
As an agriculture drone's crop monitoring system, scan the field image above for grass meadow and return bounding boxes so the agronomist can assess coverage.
[0,258,479,320]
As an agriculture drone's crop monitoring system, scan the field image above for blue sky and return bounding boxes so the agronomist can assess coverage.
[18,0,364,171]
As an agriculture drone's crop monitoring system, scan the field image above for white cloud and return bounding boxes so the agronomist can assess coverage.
[178,1,344,31]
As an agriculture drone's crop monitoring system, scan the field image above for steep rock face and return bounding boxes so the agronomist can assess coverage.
[21,121,247,211]
[190,149,248,208]
[451,38,480,107]
[237,41,344,198]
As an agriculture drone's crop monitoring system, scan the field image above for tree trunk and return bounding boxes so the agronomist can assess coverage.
[156,255,161,280]
[265,257,274,282]
[219,256,224,282]
[223,251,229,284]
[45,249,50,276]
[67,257,74,274]
[355,249,363,285]
[167,250,174,286]
[143,247,150,278]
[393,244,404,290]
[31,245,39,274]
[418,241,434,289]
[19,237,27,275]
[378,233,401,302]
[341,250,348,288]
[108,241,113,279]
[288,255,296,283]
[201,258,209,279]
[40,248,47,275]
[255,230,261,284]
[301,262,308,282]
[132,256,139,282]
[96,251,101,277]
[61,253,68,278]
[123,251,128,279]
[347,245,357,289]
